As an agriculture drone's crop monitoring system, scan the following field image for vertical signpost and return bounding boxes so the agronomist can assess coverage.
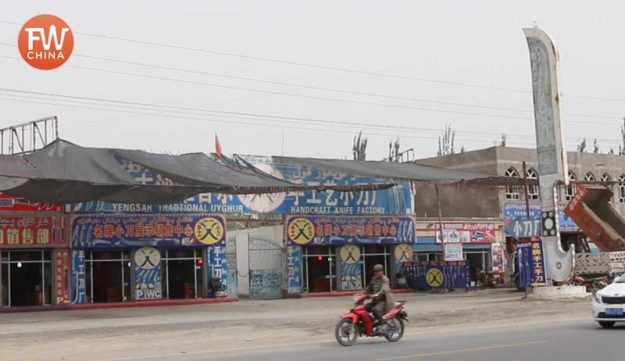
[523,27,574,283]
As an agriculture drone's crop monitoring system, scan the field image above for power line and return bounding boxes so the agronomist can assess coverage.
[0,54,534,121]
[0,91,620,146]
[0,95,534,146]
[3,19,625,106]
[1,45,620,123]
[0,91,529,140]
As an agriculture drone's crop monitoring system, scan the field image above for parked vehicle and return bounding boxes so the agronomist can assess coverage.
[335,293,408,346]
[592,274,625,328]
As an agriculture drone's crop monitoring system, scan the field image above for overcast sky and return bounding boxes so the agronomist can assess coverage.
[1,1,624,160]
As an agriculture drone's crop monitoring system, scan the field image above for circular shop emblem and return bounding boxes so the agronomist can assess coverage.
[426,268,444,288]
[287,218,315,245]
[18,14,74,70]
[394,244,414,262]
[134,246,161,270]
[237,164,286,213]
[339,245,361,264]
[194,217,224,245]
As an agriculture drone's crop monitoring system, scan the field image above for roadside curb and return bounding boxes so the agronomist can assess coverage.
[0,297,239,313]
[297,288,413,298]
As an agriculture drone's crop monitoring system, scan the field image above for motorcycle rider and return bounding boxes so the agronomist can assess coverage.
[365,264,396,334]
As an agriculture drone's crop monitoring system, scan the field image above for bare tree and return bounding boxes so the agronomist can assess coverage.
[437,124,456,156]
[388,138,401,162]
[352,131,367,160]
[577,138,587,153]
[593,138,599,153]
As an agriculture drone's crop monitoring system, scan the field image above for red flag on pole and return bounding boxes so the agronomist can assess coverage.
[215,133,223,158]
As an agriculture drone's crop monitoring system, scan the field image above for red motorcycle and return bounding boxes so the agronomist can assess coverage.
[335,293,408,346]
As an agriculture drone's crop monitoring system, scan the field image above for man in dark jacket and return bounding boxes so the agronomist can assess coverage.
[365,264,395,334]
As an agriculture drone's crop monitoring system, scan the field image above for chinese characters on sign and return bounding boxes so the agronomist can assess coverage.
[516,239,546,287]
[530,239,546,286]
[0,216,64,247]
[432,223,497,244]
[503,202,578,237]
[68,156,413,215]
[285,216,415,245]
[0,193,61,212]
[443,244,464,262]
[71,250,87,304]
[71,214,225,249]
[209,245,228,294]
[287,245,302,294]
[55,249,71,304]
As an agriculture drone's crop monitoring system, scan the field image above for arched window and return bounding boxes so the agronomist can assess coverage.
[566,171,577,201]
[602,173,613,203]
[619,174,625,203]
[584,172,596,182]
[526,168,539,200]
[505,167,520,200]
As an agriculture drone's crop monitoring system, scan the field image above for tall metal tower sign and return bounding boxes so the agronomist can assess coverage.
[523,28,573,282]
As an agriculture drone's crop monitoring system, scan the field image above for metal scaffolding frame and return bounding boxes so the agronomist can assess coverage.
[0,116,58,155]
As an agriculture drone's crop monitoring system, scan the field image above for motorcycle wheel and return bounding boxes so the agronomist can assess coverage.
[335,319,358,346]
[384,318,404,342]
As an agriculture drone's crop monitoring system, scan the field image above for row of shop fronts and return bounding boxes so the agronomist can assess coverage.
[0,195,582,307]
[0,211,509,306]
[0,209,229,307]
[282,216,505,295]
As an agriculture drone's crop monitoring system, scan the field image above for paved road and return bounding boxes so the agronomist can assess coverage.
[108,318,619,361]
[0,290,594,360]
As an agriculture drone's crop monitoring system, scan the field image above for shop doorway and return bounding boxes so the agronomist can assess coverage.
[0,250,52,307]
[85,251,131,303]
[303,246,336,292]
[162,249,203,299]
[362,246,391,286]
[465,251,489,286]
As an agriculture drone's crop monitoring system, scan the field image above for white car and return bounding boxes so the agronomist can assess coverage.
[592,275,625,328]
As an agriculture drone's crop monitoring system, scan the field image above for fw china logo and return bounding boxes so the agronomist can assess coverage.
[18,14,74,70]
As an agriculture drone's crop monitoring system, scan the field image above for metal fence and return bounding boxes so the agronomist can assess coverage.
[248,236,283,299]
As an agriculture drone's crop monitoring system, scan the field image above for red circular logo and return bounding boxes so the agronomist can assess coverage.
[18,14,74,70]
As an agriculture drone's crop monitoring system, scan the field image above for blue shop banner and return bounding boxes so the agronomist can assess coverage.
[339,244,363,290]
[208,245,228,296]
[503,202,578,238]
[71,214,225,249]
[71,250,87,304]
[134,246,163,300]
[287,245,302,294]
[67,156,412,215]
[516,239,546,287]
[286,215,415,246]
[403,262,470,290]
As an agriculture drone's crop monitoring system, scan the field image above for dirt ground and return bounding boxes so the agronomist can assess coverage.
[0,289,591,361]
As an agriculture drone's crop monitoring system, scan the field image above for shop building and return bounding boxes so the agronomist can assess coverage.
[411,146,625,279]
[413,220,505,284]
[285,215,415,295]
[69,213,227,304]
[0,195,68,307]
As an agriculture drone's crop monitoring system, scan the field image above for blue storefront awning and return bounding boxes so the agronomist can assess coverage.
[463,243,492,250]
[412,244,443,252]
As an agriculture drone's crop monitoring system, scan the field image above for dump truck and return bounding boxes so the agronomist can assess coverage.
[564,184,625,277]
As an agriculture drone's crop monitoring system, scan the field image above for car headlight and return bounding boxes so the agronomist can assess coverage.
[593,293,602,304]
